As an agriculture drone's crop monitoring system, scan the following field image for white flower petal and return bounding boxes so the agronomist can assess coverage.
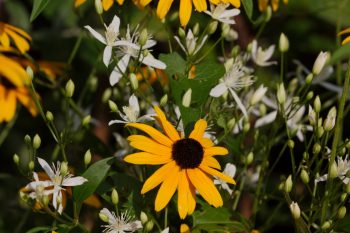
[109,119,127,125]
[62,176,87,186]
[37,158,55,179]
[129,94,140,116]
[103,46,113,67]
[229,88,248,118]
[84,26,107,44]
[109,15,120,33]
[254,111,278,128]
[141,55,166,69]
[210,83,228,97]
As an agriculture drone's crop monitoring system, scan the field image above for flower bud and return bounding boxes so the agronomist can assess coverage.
[221,23,230,37]
[33,134,41,149]
[264,6,272,22]
[314,96,321,113]
[300,169,309,184]
[24,135,31,145]
[341,193,347,201]
[346,182,350,194]
[94,0,103,14]
[208,21,218,34]
[180,224,190,233]
[178,28,186,38]
[65,79,75,98]
[182,88,192,107]
[193,23,200,36]
[308,105,316,126]
[139,29,148,46]
[108,100,118,113]
[259,104,267,116]
[227,117,236,131]
[26,66,34,81]
[60,161,69,176]
[329,162,338,179]
[250,85,267,106]
[102,88,112,103]
[99,212,109,223]
[246,152,254,165]
[145,220,154,232]
[317,126,324,138]
[313,51,330,75]
[279,33,289,53]
[28,161,35,171]
[160,94,168,107]
[277,83,286,105]
[140,211,148,225]
[84,149,92,166]
[231,45,240,58]
[306,91,314,101]
[111,188,119,205]
[323,107,336,132]
[303,152,309,160]
[13,154,20,165]
[46,111,54,122]
[289,202,300,219]
[312,143,321,155]
[287,140,294,149]
[243,121,250,133]
[284,175,293,193]
[82,115,91,126]
[338,206,346,219]
[321,221,331,230]
[130,73,139,90]
[42,195,50,206]
[305,73,314,85]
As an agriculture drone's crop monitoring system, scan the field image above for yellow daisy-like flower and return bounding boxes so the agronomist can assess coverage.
[124,106,236,219]
[139,0,241,27]
[258,0,288,12]
[339,28,350,45]
[0,22,31,54]
[74,0,124,11]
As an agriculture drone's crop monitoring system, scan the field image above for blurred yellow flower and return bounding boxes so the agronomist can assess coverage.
[180,224,190,233]
[339,28,350,45]
[75,0,124,11]
[0,22,31,54]
[258,0,288,12]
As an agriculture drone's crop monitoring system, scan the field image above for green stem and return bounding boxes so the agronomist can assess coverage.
[68,31,83,65]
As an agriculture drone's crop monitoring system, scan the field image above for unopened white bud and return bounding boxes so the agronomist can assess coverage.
[65,79,75,98]
[324,107,336,131]
[33,134,41,149]
[108,100,118,112]
[130,73,138,90]
[24,135,31,145]
[250,85,267,106]
[305,73,314,85]
[338,206,346,219]
[308,105,316,126]
[46,111,54,122]
[13,154,20,165]
[28,161,35,171]
[26,66,34,82]
[227,118,236,131]
[265,6,272,22]
[329,162,338,179]
[94,0,103,14]
[145,220,154,232]
[221,23,230,37]
[313,51,330,75]
[208,21,218,34]
[290,201,300,219]
[277,83,286,105]
[102,88,112,103]
[160,94,168,107]
[99,212,109,222]
[313,143,321,155]
[321,221,331,230]
[279,33,289,52]
[284,175,293,193]
[246,152,254,165]
[84,149,92,166]
[306,91,314,101]
[60,161,69,176]
[182,88,192,107]
[140,211,148,225]
[139,29,148,46]
[314,96,321,113]
[300,169,309,184]
[178,28,186,38]
[82,115,91,126]
[111,189,119,205]
[193,23,200,36]
[317,126,324,138]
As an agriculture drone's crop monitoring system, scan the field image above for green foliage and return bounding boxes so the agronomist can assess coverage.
[30,0,51,22]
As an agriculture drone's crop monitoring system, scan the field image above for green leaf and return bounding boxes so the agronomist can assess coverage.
[73,157,114,203]
[30,0,51,22]
[329,42,350,65]
[26,226,51,233]
[242,0,253,20]
[193,200,247,232]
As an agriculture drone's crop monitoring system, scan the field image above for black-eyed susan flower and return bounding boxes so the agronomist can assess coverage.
[0,22,31,54]
[124,106,236,219]
[139,0,240,27]
[339,28,350,45]
[258,0,288,12]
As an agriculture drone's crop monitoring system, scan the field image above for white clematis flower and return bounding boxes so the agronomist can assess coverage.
[214,163,236,195]
[100,208,142,233]
[251,40,277,67]
[25,158,87,214]
[316,155,350,184]
[210,61,254,117]
[204,3,240,25]
[174,29,208,56]
[110,26,166,86]
[108,94,154,125]
[85,15,121,67]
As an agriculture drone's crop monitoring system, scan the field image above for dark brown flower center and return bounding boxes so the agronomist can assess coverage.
[172,138,204,169]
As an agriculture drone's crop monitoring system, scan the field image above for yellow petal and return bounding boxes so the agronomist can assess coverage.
[180,224,190,233]
[342,36,350,45]
[6,24,31,41]
[16,87,38,116]
[102,0,114,10]
[271,0,279,11]
[209,0,220,4]
[141,161,177,194]
[198,137,214,148]
[339,28,350,36]
[0,33,10,47]
[178,170,189,219]
[227,0,241,7]
[139,0,152,6]
[3,89,17,122]
[187,168,223,207]
[126,122,173,147]
[155,166,180,211]
[204,146,228,157]
[75,0,87,7]
[179,0,192,27]
[156,0,174,19]
[201,156,221,169]
[124,152,172,165]
[192,0,207,12]
[154,106,180,141]
[200,164,236,184]
[127,135,172,156]
[189,119,207,141]
[116,0,125,5]
[187,184,196,214]
[6,29,30,53]
[0,56,29,87]
[258,0,268,11]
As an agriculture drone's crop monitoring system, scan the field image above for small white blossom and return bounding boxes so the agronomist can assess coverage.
[312,51,330,75]
[204,4,240,25]
[100,208,142,233]
[110,25,166,86]
[250,84,268,106]
[109,94,154,125]
[316,155,350,184]
[214,163,236,195]
[85,15,121,67]
[290,202,301,219]
[25,158,87,214]
[210,61,254,117]
[174,29,208,56]
[251,40,277,67]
